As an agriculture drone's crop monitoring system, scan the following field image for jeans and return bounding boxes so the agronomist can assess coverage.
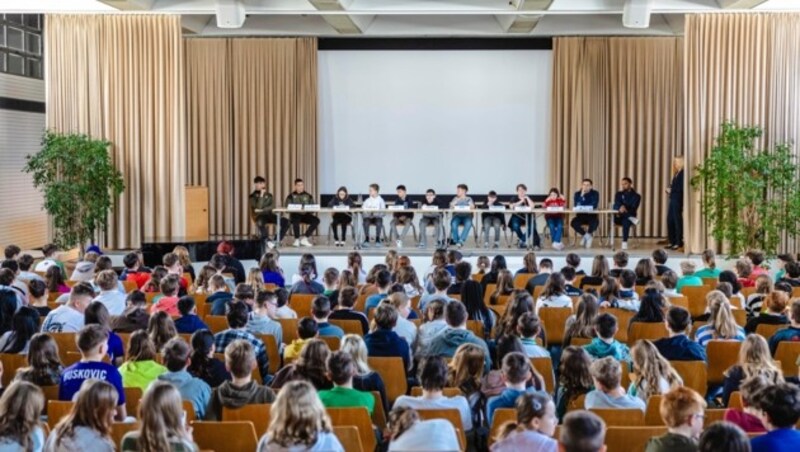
[614,214,633,241]
[509,215,541,246]
[419,216,442,247]
[254,213,289,240]
[547,218,563,243]
[289,213,319,238]
[667,199,684,246]
[331,213,352,241]
[482,217,502,244]
[450,215,473,245]
[570,214,599,235]
[363,217,384,242]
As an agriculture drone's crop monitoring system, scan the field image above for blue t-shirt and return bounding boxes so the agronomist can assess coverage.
[107,332,124,364]
[751,428,800,452]
[365,293,388,314]
[59,361,125,406]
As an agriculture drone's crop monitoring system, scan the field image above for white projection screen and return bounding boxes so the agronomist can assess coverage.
[318,49,553,196]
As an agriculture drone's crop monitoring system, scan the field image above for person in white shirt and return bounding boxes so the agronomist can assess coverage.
[92,270,126,316]
[70,251,99,282]
[33,243,62,273]
[419,269,454,312]
[387,293,418,350]
[415,299,448,356]
[517,312,550,358]
[535,273,573,315]
[660,271,684,299]
[41,282,94,333]
[393,356,473,432]
[387,409,460,452]
[362,183,387,248]
[0,261,28,307]
[16,254,43,284]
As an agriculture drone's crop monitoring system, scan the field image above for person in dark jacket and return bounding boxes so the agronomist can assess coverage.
[285,178,320,247]
[613,177,642,250]
[570,179,600,249]
[327,186,355,247]
[188,330,230,388]
[249,176,289,245]
[481,190,506,249]
[653,307,707,362]
[174,296,209,335]
[363,303,411,372]
[216,242,245,284]
[667,157,684,250]
[110,291,150,333]
[744,291,789,335]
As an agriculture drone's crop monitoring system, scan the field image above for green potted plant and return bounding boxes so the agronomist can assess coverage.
[24,131,125,256]
[691,122,800,256]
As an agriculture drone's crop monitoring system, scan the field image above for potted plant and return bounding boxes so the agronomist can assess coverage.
[24,131,125,256]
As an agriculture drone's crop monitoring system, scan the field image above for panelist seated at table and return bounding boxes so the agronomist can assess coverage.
[285,178,320,248]
[570,178,600,249]
[418,189,446,249]
[249,176,289,247]
[449,184,475,249]
[613,177,641,251]
[543,188,567,251]
[390,184,415,248]
[481,190,506,249]
[362,183,387,248]
[327,186,354,248]
[508,183,541,250]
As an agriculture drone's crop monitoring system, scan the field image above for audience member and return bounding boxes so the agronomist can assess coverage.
[745,275,773,318]
[517,312,549,358]
[491,392,558,452]
[698,422,751,452]
[174,296,209,334]
[724,374,770,433]
[428,302,491,372]
[110,290,150,333]
[385,293,418,345]
[118,330,166,391]
[271,339,332,391]
[13,333,63,386]
[0,306,38,354]
[340,334,389,415]
[585,356,645,411]
[329,286,369,334]
[645,386,706,452]
[750,382,800,452]
[364,304,412,372]
[213,302,269,382]
[187,329,231,388]
[0,381,45,451]
[628,340,682,403]
[555,346,594,420]
[695,292,746,348]
[395,356,472,431]
[583,313,631,362]
[722,334,783,407]
[559,410,606,452]
[387,406,460,451]
[147,311,177,351]
[120,381,198,451]
[318,350,375,415]
[206,339,276,420]
[157,337,212,419]
[654,307,707,361]
[768,298,800,354]
[41,282,93,333]
[487,352,543,425]
[150,275,181,316]
[745,290,789,334]
[46,379,118,451]
[564,294,599,346]
[312,295,344,339]
[84,301,124,365]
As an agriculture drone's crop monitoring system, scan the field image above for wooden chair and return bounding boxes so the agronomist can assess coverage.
[645,395,663,425]
[682,285,712,318]
[668,296,689,310]
[774,341,800,378]
[329,319,364,336]
[539,307,572,347]
[483,284,497,305]
[755,323,787,341]
[183,400,197,421]
[204,315,229,334]
[145,292,160,304]
[368,356,408,403]
[124,387,143,417]
[733,309,747,327]
[634,285,647,298]
[729,391,744,409]
[50,332,78,363]
[606,426,668,451]
[260,334,281,374]
[41,385,59,415]
[488,304,506,318]
[223,403,271,437]
[707,340,743,385]
[566,394,587,412]
[530,357,555,394]
[122,280,138,293]
[332,425,363,452]
[0,353,28,386]
[704,409,727,427]
[410,387,463,397]
[416,408,467,450]
[533,285,544,300]
[489,408,516,446]
[320,335,341,351]
[568,337,592,347]
[627,322,669,344]
[289,294,316,317]
[191,421,259,452]
[666,360,706,395]
[111,421,141,449]
[371,391,387,430]
[466,320,484,339]
[354,294,369,313]
[47,400,74,429]
[701,277,718,287]
[603,308,635,343]
[327,407,377,452]
[590,408,645,426]
[513,274,531,290]
[277,318,299,342]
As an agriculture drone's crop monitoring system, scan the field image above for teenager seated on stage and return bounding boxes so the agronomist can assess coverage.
[285,178,319,248]
[509,183,541,250]
[418,189,445,249]
[249,176,289,249]
[327,186,354,248]
[613,177,642,251]
[543,188,567,250]
[481,190,505,249]
[362,183,387,248]
[391,184,415,248]
[571,179,600,249]
[449,184,475,249]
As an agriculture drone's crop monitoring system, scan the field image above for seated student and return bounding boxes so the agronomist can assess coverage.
[120,381,199,451]
[34,243,64,275]
[561,267,583,297]
[395,356,472,430]
[699,422,751,452]
[645,386,706,452]
[15,253,42,285]
[525,259,554,294]
[360,183,387,247]
[583,313,631,362]
[59,325,127,421]
[289,264,324,297]
[676,261,704,293]
[614,269,641,311]
[651,248,670,276]
[535,272,573,315]
[778,261,800,287]
[318,350,375,415]
[629,288,667,326]
[449,184,475,249]
[722,334,784,407]
[83,302,124,366]
[206,274,233,313]
[585,356,646,411]
[555,347,594,421]
[564,294,600,347]
[635,258,657,286]
[487,352,543,425]
[609,251,629,279]
[660,271,682,299]
[724,374,770,433]
[628,340,683,403]
[41,282,93,333]
[212,283,255,317]
[283,317,319,361]
[517,312,549,358]
[206,339,277,421]
[259,252,285,289]
[110,290,149,333]
[47,380,119,451]
[695,293,746,348]
[0,380,45,451]
[118,330,167,391]
[187,329,230,388]
[14,333,64,386]
[157,337,212,420]
[560,410,606,452]
[0,306,37,354]
[481,190,506,249]
[750,382,800,452]
[329,287,369,335]
[427,301,492,372]
[491,391,558,452]
[386,293,418,346]
[214,302,269,382]
[447,261,471,295]
[92,269,126,316]
[364,304,412,371]
[654,307,708,361]
[174,296,209,335]
[149,274,181,316]
[311,296,344,339]
[246,290,283,346]
[364,269,392,314]
[258,380,344,452]
[419,268,455,312]
[386,407,460,452]
[147,310,178,351]
[769,298,800,354]
[745,290,789,334]
[27,279,49,317]
[272,287,296,319]
[271,339,332,391]
[120,251,151,289]
[415,299,448,357]
[321,267,339,301]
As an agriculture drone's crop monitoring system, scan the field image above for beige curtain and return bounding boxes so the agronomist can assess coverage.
[685,13,800,253]
[185,38,318,236]
[551,37,683,239]
[45,14,186,249]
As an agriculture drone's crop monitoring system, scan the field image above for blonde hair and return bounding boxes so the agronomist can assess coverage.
[447,343,485,395]
[631,340,683,400]
[266,380,332,447]
[340,334,371,375]
[126,330,157,363]
[385,250,399,271]
[53,380,117,447]
[0,381,44,451]
[659,386,706,428]
[754,275,774,296]
[735,334,783,381]
[137,381,194,452]
[172,246,192,271]
[388,406,419,440]
[706,292,739,339]
[491,269,514,305]
[245,268,264,291]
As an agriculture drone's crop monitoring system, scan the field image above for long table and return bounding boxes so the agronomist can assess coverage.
[273,207,620,250]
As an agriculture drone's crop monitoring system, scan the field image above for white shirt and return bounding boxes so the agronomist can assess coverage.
[34,258,58,273]
[41,305,85,333]
[362,195,386,217]
[93,290,126,316]
[535,294,573,315]
[274,305,298,319]
[388,419,461,451]
[393,394,473,431]
[394,316,418,350]
[257,431,343,452]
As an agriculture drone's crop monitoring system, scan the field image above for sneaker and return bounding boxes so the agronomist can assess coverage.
[552,242,561,250]
[396,240,403,248]
[300,237,313,247]
[457,243,463,249]
[375,241,383,248]
[493,242,500,249]
[266,241,275,250]
[518,242,527,249]
[417,243,426,249]
[622,241,628,250]
[533,245,541,251]
[628,216,639,226]
[362,241,371,248]
[586,235,593,248]
[292,239,301,247]
[484,242,489,249]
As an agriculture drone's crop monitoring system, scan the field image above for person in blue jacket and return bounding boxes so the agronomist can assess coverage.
[570,179,600,249]
[613,177,642,250]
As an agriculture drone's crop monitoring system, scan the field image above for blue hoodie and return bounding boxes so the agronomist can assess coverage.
[175,314,209,335]
[487,387,541,425]
[583,337,631,362]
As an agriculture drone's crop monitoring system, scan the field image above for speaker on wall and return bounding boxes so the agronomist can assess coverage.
[622,0,654,29]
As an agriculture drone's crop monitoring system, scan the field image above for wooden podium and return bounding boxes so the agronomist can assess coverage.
[185,186,209,240]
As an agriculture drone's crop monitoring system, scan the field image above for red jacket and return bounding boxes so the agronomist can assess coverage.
[543,197,566,220]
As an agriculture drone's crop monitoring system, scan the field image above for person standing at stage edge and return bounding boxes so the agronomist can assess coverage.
[285,178,320,247]
[666,156,684,250]
[249,176,289,249]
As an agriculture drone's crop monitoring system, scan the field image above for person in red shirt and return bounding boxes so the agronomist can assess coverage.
[746,250,769,280]
[543,188,566,250]
[150,274,181,316]
[121,252,151,289]
[724,374,769,433]
[735,259,756,288]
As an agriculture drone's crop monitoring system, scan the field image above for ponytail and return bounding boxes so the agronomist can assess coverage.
[711,299,738,339]
[388,407,419,440]
[496,392,552,441]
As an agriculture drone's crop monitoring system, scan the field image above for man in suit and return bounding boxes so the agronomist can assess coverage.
[570,179,600,248]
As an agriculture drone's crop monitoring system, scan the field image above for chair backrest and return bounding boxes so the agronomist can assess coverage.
[774,341,800,378]
[634,286,646,298]
[0,353,28,387]
[191,421,259,452]
[532,285,544,300]
[569,337,592,347]
[755,323,787,340]
[327,407,377,452]
[538,307,572,347]
[121,280,138,293]
[645,395,663,425]
[370,391,387,431]
[204,315,229,334]
[410,386,463,398]
[368,356,408,403]
[49,332,77,363]
[589,408,645,426]
[222,403,271,437]
[320,335,341,351]
[47,400,74,429]
[627,322,669,344]
[682,285,712,318]
[488,408,517,446]
[670,360,708,397]
[111,421,141,449]
[669,296,689,310]
[566,394,587,412]
[704,409,727,427]
[606,426,668,451]
[332,425,363,452]
[707,340,743,385]
[483,284,497,305]
[603,308,635,343]
[733,309,747,327]
[729,391,744,409]
[530,357,555,394]
[259,334,281,375]
[278,318,299,342]
[329,319,364,336]
[124,387,143,417]
[513,274,530,290]
[466,320,484,339]
[289,294,316,317]
[182,400,197,421]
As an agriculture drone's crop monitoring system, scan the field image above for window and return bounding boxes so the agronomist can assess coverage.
[0,14,43,79]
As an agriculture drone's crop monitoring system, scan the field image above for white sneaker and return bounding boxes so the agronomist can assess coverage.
[266,241,275,250]
[300,237,313,247]
[292,239,301,247]
[396,240,403,248]
[622,241,628,250]
[585,235,593,248]
[628,216,639,226]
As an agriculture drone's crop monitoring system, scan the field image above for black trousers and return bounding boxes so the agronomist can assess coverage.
[331,213,352,241]
[289,213,320,238]
[667,199,684,246]
[570,214,599,235]
[254,213,289,240]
